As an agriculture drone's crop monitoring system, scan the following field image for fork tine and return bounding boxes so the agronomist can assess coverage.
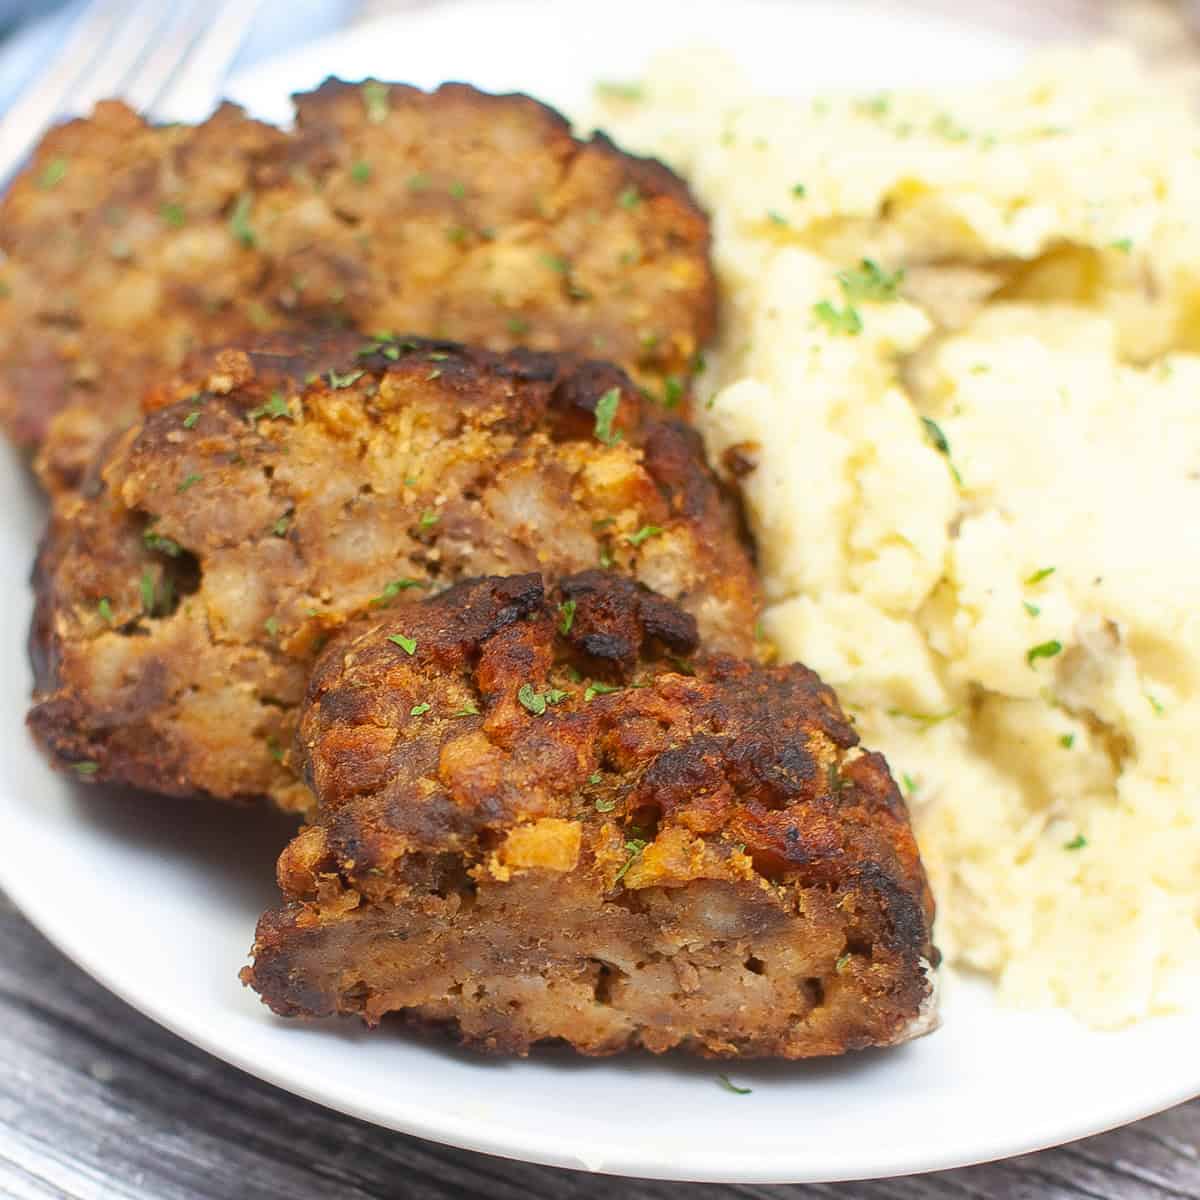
[151,0,267,124]
[122,0,215,117]
[65,0,178,118]
[0,0,135,185]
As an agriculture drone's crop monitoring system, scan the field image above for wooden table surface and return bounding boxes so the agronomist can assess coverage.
[2,892,1197,1199]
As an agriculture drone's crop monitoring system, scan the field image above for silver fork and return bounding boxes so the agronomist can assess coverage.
[0,0,264,190]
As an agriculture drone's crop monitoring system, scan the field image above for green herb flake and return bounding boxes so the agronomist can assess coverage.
[427,367,442,381]
[446,225,468,245]
[584,680,622,702]
[1063,834,1087,851]
[518,683,548,716]
[419,509,439,529]
[558,598,577,635]
[901,773,918,796]
[272,514,291,537]
[247,391,293,423]
[767,210,789,227]
[618,187,641,210]
[588,772,603,786]
[1059,734,1075,749]
[1026,566,1056,585]
[410,702,432,718]
[1026,639,1064,668]
[626,524,663,547]
[388,633,417,655]
[228,192,256,248]
[372,578,424,607]
[507,315,530,335]
[595,796,617,812]
[595,80,645,102]
[920,416,963,485]
[452,702,480,717]
[540,252,569,274]
[614,838,648,884]
[838,258,905,302]
[662,376,684,409]
[407,173,431,192]
[97,598,114,624]
[267,736,285,764]
[1023,601,1041,617]
[593,387,622,446]
[160,202,186,228]
[886,707,960,730]
[37,157,67,189]
[447,179,467,199]
[813,299,863,336]
[1110,238,1133,254]
[142,529,182,557]
[182,411,200,429]
[72,760,100,776]
[835,952,852,973]
[177,473,201,494]
[139,568,157,613]
[932,112,970,142]
[327,369,364,390]
[361,80,390,124]
[598,546,615,569]
[264,616,280,639]
[1147,693,1166,716]
[716,1073,752,1095]
[350,160,372,184]
[792,183,807,197]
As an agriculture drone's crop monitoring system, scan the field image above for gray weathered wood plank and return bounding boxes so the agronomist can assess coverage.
[1,895,1197,1200]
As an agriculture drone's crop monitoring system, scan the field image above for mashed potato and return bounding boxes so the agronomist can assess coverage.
[594,48,1200,1026]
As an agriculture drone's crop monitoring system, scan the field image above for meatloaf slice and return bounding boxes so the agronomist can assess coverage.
[243,572,938,1058]
[0,81,715,498]
[28,336,758,811]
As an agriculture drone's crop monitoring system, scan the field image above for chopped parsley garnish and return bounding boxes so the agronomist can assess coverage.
[1147,693,1166,716]
[272,514,291,537]
[901,773,918,796]
[327,369,364,390]
[813,299,863,336]
[264,616,280,639]
[142,529,182,557]
[388,633,417,655]
[247,391,292,422]
[595,80,645,102]
[767,210,789,227]
[838,258,905,302]
[558,598,577,635]
[228,192,256,248]
[625,524,663,547]
[584,680,622,702]
[835,953,852,973]
[37,157,67,189]
[160,202,186,228]
[507,315,530,335]
[371,578,424,606]
[618,187,641,210]
[1059,734,1075,749]
[428,352,449,361]
[177,473,201,494]
[97,598,114,624]
[267,736,284,764]
[598,547,615,569]
[1026,639,1063,667]
[662,376,684,408]
[350,160,372,184]
[716,1074,753,1096]
[1063,834,1087,851]
[614,838,647,883]
[407,173,431,192]
[1110,238,1133,254]
[588,772,603,785]
[792,183,807,197]
[593,387,622,446]
[1023,601,1041,618]
[446,226,468,244]
[182,411,200,429]
[541,253,569,274]
[920,417,963,485]
[452,702,479,717]
[449,180,467,199]
[72,761,100,776]
[139,568,157,613]
[595,796,617,813]
[419,509,439,529]
[1025,566,1056,585]
[932,112,970,141]
[361,80,390,124]
[518,683,548,716]
[410,702,432,717]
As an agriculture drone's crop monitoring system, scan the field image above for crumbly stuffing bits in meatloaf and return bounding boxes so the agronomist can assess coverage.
[0,80,715,497]
[28,336,758,812]
[243,572,938,1058]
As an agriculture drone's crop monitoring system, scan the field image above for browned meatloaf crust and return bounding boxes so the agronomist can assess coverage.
[28,336,758,812]
[0,81,715,497]
[243,571,938,1058]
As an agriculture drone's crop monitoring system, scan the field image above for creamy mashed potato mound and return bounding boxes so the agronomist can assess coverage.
[595,48,1200,1027]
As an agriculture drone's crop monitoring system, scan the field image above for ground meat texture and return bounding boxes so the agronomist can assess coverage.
[27,337,758,812]
[242,572,938,1059]
[0,81,715,498]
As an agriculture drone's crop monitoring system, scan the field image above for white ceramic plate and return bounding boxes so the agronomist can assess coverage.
[3,0,1198,1184]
